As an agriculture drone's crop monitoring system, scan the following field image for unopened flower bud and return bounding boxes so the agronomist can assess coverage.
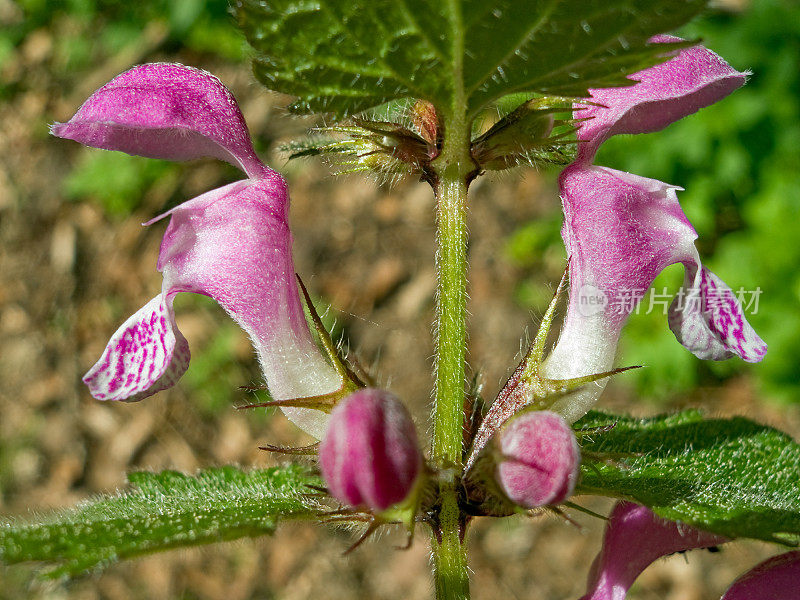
[494,410,580,508]
[319,388,422,512]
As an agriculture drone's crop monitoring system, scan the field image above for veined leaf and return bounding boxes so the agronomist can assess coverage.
[575,410,800,545]
[0,465,322,578]
[235,0,706,118]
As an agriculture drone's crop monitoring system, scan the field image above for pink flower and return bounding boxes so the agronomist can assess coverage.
[53,64,341,438]
[319,388,423,512]
[544,38,766,422]
[580,501,727,600]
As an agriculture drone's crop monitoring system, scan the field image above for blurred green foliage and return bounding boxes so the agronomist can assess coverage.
[63,152,177,218]
[3,0,243,82]
[509,0,800,403]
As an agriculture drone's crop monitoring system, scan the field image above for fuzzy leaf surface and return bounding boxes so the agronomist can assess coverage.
[0,465,322,578]
[576,410,800,545]
[235,0,705,117]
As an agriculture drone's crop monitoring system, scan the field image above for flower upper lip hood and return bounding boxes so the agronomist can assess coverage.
[52,63,342,439]
[574,34,751,163]
[541,37,767,422]
[51,63,269,178]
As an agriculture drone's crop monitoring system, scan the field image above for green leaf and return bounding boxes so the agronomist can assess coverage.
[575,410,800,545]
[235,0,705,118]
[1,465,322,578]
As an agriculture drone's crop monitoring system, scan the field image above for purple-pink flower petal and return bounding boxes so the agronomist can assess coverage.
[557,166,695,330]
[576,36,748,162]
[669,263,767,362]
[580,502,727,600]
[495,411,580,508]
[84,177,342,438]
[51,63,269,178]
[721,551,800,600]
[319,388,422,511]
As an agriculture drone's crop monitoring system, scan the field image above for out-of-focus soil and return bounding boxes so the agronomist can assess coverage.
[1,26,798,600]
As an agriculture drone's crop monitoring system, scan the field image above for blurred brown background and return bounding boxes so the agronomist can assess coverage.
[1,0,797,598]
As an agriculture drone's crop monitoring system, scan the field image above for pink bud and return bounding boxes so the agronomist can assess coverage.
[495,411,580,508]
[721,551,800,600]
[319,389,422,511]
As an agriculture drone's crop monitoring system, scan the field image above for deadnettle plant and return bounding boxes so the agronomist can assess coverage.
[5,6,799,600]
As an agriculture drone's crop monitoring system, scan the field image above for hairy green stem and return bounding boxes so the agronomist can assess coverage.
[429,101,474,600]
[432,159,470,466]
[432,488,470,600]
[430,122,472,599]
[428,4,474,597]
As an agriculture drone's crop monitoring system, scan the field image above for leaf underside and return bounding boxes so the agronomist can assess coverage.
[236,0,706,118]
[576,410,800,545]
[0,465,322,578]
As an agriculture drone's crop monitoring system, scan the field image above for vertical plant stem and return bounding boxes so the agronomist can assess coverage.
[428,4,473,597]
[432,501,470,600]
[432,154,470,466]
[429,94,474,600]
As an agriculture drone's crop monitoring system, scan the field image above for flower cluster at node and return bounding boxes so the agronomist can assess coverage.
[51,38,776,575]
